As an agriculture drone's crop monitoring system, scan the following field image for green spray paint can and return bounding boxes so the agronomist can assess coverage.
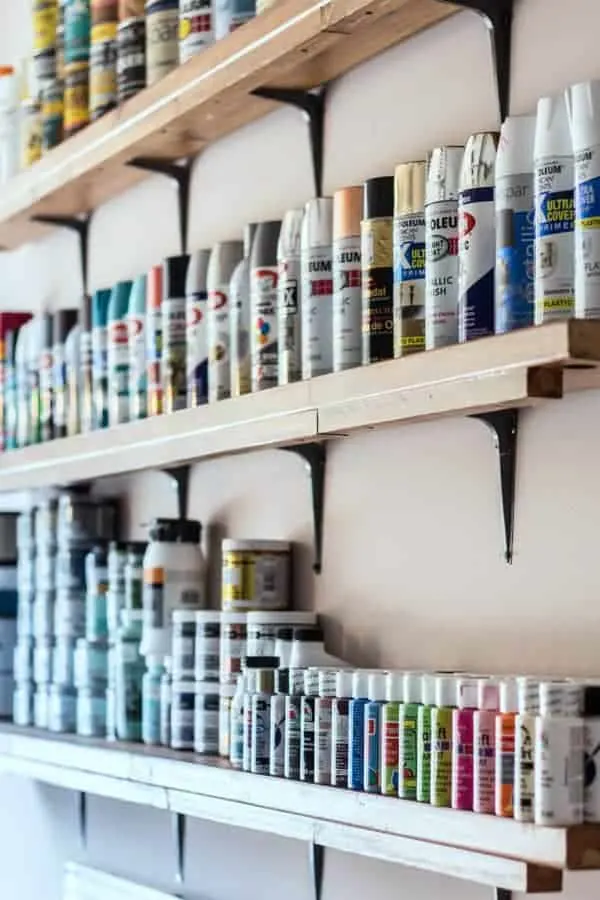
[381,671,402,795]
[417,673,436,802]
[430,674,456,807]
[398,671,422,800]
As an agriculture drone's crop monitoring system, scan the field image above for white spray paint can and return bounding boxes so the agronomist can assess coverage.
[569,81,600,318]
[514,676,539,822]
[186,248,211,408]
[229,224,257,398]
[250,220,282,392]
[393,161,426,356]
[277,210,303,386]
[534,94,575,324]
[332,186,362,372]
[583,683,600,822]
[458,132,498,342]
[206,240,243,403]
[535,681,584,826]
[301,198,334,379]
[425,146,463,349]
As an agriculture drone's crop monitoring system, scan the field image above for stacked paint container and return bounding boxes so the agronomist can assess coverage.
[14,509,35,724]
[32,496,58,727]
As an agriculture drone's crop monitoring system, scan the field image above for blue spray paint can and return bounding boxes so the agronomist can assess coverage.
[495,115,536,333]
[348,670,370,791]
[458,132,499,342]
[364,672,387,793]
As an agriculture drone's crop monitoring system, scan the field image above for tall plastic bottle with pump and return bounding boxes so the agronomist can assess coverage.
[229,225,256,397]
[107,280,133,426]
[569,81,600,319]
[206,242,243,402]
[186,249,211,407]
[128,275,147,420]
[301,199,333,379]
[277,210,303,385]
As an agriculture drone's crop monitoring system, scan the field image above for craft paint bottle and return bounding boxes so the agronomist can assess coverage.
[185,248,210,407]
[534,94,575,323]
[270,667,288,777]
[300,668,319,782]
[302,199,333,379]
[146,265,163,416]
[514,676,540,822]
[128,274,147,420]
[92,288,111,429]
[535,681,584,825]
[361,177,394,363]
[162,255,190,413]
[331,669,352,788]
[348,670,370,791]
[52,308,78,439]
[315,669,336,785]
[332,186,362,372]
[583,683,600,822]
[495,677,518,817]
[416,673,435,803]
[458,132,498,342]
[229,672,246,769]
[398,671,421,800]
[364,671,386,793]
[251,668,275,775]
[474,678,499,814]
[452,677,478,810]
[431,675,455,806]
[242,668,256,772]
[570,81,600,318]
[277,209,303,385]
[80,295,94,433]
[284,666,305,780]
[425,146,463,349]
[250,221,281,392]
[38,313,53,443]
[393,161,426,356]
[381,671,402,796]
[107,280,133,426]
[495,115,536,332]
[230,224,256,398]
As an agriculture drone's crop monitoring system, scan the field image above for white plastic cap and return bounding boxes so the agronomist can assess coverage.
[352,670,370,699]
[421,673,436,706]
[496,115,536,180]
[403,671,422,704]
[534,93,573,162]
[368,672,387,702]
[517,676,540,714]
[386,671,404,702]
[336,670,353,698]
[435,675,456,708]
[457,677,479,709]
[568,80,600,155]
[477,678,500,711]
[499,678,518,714]
[539,680,583,717]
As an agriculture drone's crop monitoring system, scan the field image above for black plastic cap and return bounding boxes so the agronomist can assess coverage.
[164,254,190,297]
[363,176,394,219]
[293,626,323,643]
[243,655,279,669]
[584,685,600,717]
[53,308,79,344]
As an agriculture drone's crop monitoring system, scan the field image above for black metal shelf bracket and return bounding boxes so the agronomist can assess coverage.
[127,157,193,255]
[251,86,327,197]
[495,890,512,900]
[283,442,326,574]
[309,841,325,900]
[163,465,191,520]
[472,408,519,565]
[78,791,88,849]
[435,0,514,122]
[172,811,186,890]
[31,213,91,296]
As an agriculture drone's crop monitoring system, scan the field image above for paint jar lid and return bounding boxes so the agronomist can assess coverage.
[333,185,363,239]
[496,115,536,180]
[368,671,386,702]
[336,669,353,698]
[352,670,370,699]
[386,670,404,702]
[247,610,317,626]
[403,671,422,704]
[304,667,320,696]
[539,680,583,717]
[459,132,498,191]
[363,176,394,219]
[194,610,221,623]
[293,626,323,643]
[289,666,306,694]
[394,161,426,216]
[318,668,338,697]
[435,675,456,707]
[477,678,500,711]
[222,539,290,552]
[275,667,289,694]
[163,254,190,298]
[517,676,540,714]
[457,677,479,709]
[172,608,197,625]
[499,678,518,713]
[277,208,304,262]
[421,673,436,706]
[426,146,463,205]
[220,611,247,625]
[584,684,600,717]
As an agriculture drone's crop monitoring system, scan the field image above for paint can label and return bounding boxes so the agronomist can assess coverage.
[146,1,179,86]
[361,217,393,363]
[128,312,146,419]
[575,145,600,318]
[425,200,459,348]
[301,247,333,378]
[207,285,231,402]
[332,698,349,787]
[65,0,92,63]
[393,213,425,356]
[300,696,315,782]
[495,714,515,816]
[90,37,117,119]
[179,0,213,63]
[107,318,129,425]
[495,174,535,333]
[333,235,361,372]
[514,714,535,821]
[474,712,496,813]
[186,288,208,406]
[348,699,366,790]
[194,691,219,753]
[277,254,301,385]
[251,266,279,391]
[64,64,89,136]
[162,295,187,412]
[34,0,58,52]
[117,17,145,102]
[534,155,575,323]
[458,187,495,341]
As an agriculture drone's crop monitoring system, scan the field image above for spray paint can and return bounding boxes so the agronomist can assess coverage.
[301,199,333,379]
[128,275,147,420]
[116,17,145,103]
[146,265,163,416]
[145,0,178,86]
[270,667,288,777]
[495,677,518,817]
[364,671,386,793]
[474,678,499,814]
[33,0,59,83]
[535,681,584,825]
[277,210,303,385]
[230,224,256,398]
[495,116,536,332]
[251,667,275,775]
[534,94,575,323]
[452,677,477,811]
[381,671,402,796]
[315,669,336,785]
[52,308,78,439]
[398,671,421,800]
[332,186,362,372]
[92,288,111,429]
[163,255,190,413]
[250,221,281,391]
[41,79,64,152]
[361,177,394,363]
[65,0,90,64]
[416,672,435,802]
[425,147,463,349]
[583,684,600,822]
[284,666,305,780]
[80,294,94,433]
[185,248,210,407]
[5,325,29,451]
[458,132,498,342]
[514,676,539,822]
[348,670,370,791]
[90,1,117,118]
[63,61,89,138]
[300,667,318,782]
[38,314,54,443]
[393,161,426,356]
[331,669,351,788]
[206,241,243,402]
[107,280,133,426]
[179,0,213,63]
[570,81,600,318]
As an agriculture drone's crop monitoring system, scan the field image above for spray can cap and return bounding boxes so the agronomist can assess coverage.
[421,673,436,707]
[303,668,320,697]
[147,265,163,311]
[539,680,583,717]
[352,670,370,699]
[333,186,363,239]
[185,249,210,296]
[568,81,600,155]
[459,132,498,191]
[534,93,573,162]
[318,668,338,697]
[336,669,353,698]
[496,115,536,180]
[386,671,404,702]
[435,675,456,708]
[499,678,519,713]
[163,254,190,298]
[403,671,422,704]
[477,678,500,711]
[368,672,387,702]
[517,676,540,714]
[301,198,333,249]
[426,146,463,204]
[277,208,304,262]
[362,176,394,219]
[243,223,258,258]
[457,677,479,709]
[394,161,426,216]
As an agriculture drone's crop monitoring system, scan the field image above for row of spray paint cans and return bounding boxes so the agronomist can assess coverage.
[231,665,600,828]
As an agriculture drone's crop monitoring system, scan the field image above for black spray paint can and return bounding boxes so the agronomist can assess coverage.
[361,176,394,364]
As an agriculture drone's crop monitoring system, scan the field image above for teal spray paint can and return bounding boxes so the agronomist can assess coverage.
[107,280,133,426]
[91,288,111,429]
[128,275,147,421]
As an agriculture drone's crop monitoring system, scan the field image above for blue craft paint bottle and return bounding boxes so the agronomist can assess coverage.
[348,670,370,791]
[364,672,387,793]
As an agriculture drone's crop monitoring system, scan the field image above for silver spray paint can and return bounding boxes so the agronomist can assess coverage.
[534,681,584,826]
[425,146,463,349]
[186,248,211,408]
[206,240,243,403]
[250,220,282,392]
[301,198,334,379]
[277,209,304,385]
[333,186,362,372]
[458,132,498,342]
[230,223,257,398]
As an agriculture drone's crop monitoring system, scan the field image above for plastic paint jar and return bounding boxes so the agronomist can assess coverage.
[246,610,316,657]
[13,682,34,726]
[48,684,77,733]
[194,682,220,754]
[222,539,290,611]
[171,679,195,750]
[219,611,247,684]
[53,637,76,686]
[194,610,220,682]
[77,688,107,736]
[115,634,144,741]
[74,638,108,690]
[34,686,50,728]
[142,657,164,744]
[13,639,33,684]
[85,544,109,640]
[172,608,196,680]
[33,638,53,684]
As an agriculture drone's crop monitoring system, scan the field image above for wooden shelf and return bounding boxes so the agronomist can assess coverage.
[0,321,598,493]
[4,723,600,891]
[0,0,458,249]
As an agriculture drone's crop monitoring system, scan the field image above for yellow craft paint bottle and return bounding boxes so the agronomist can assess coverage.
[430,674,455,807]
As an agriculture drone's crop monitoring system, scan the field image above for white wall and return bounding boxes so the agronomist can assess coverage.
[1,1,600,898]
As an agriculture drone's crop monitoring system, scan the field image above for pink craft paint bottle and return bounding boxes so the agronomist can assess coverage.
[452,677,478,810]
[474,678,500,814]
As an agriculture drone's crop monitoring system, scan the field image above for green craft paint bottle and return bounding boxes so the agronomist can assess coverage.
[430,674,456,807]
[398,671,422,800]
[417,673,436,802]
[381,671,403,795]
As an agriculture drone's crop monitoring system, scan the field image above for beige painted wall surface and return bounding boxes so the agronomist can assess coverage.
[0,1,599,898]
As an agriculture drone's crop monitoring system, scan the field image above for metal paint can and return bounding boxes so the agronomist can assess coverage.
[33,0,59,81]
[20,100,42,170]
[206,242,243,402]
[116,16,145,102]
[179,0,213,64]
[64,61,90,137]
[249,221,282,391]
[65,0,91,64]
[145,0,179,87]
[221,540,290,611]
[41,79,64,153]
[90,31,117,119]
